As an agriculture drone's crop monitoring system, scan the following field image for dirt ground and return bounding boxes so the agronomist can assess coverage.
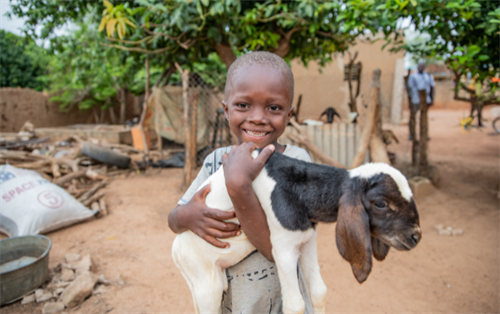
[2,109,499,313]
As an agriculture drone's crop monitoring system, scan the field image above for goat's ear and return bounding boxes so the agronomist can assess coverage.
[336,193,372,284]
[371,237,390,261]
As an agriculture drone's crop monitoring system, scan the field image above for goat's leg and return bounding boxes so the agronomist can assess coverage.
[299,234,327,314]
[191,268,225,314]
[272,245,305,314]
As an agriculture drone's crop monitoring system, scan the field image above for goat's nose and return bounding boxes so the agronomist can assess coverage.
[411,230,422,245]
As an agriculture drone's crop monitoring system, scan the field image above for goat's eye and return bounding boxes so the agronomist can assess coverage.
[374,201,388,210]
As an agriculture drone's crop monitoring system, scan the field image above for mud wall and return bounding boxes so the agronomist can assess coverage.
[291,38,406,122]
[0,88,140,132]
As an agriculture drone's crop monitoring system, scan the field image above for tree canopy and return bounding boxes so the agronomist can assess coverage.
[384,0,499,108]
[0,30,50,91]
[8,0,499,115]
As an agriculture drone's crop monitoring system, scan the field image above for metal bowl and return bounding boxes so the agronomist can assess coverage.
[0,235,52,305]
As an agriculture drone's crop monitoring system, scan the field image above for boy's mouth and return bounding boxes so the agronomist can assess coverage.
[244,130,270,138]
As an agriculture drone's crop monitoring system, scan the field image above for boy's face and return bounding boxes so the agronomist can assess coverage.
[223,65,293,151]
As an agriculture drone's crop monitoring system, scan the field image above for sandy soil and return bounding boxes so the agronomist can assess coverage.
[1,109,499,314]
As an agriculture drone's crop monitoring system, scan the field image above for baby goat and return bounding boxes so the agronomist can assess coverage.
[172,150,421,314]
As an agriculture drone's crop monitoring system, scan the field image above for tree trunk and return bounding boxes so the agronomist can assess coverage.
[405,71,419,166]
[139,58,150,126]
[109,107,117,124]
[176,63,194,189]
[418,90,429,176]
[119,88,126,125]
[215,41,237,69]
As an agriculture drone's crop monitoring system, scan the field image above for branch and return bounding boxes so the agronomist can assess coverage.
[105,35,155,45]
[104,43,171,54]
[273,27,303,58]
[316,31,343,42]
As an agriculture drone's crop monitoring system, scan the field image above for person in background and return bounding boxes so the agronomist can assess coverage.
[408,61,435,140]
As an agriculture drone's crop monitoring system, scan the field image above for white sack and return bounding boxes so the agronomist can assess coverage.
[0,165,97,237]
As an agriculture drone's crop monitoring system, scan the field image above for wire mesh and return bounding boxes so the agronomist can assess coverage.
[186,71,232,166]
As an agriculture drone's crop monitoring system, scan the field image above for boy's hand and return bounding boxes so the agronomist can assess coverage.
[222,142,275,190]
[171,184,241,249]
[221,142,276,262]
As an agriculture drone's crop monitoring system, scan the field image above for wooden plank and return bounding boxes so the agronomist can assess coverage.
[346,123,354,167]
[339,123,347,167]
[323,124,331,164]
[306,124,316,163]
[332,123,339,163]
[315,124,323,164]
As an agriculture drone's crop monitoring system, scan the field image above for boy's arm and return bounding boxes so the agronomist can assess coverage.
[222,143,275,262]
[168,185,242,248]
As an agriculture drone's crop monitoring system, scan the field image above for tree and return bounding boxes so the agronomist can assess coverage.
[46,22,143,124]
[0,30,50,91]
[96,0,400,70]
[382,0,500,126]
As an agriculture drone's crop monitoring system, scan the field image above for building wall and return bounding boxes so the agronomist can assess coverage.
[291,39,406,122]
[0,88,140,132]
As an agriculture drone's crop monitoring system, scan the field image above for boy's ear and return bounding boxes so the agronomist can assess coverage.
[222,101,229,120]
[286,106,295,121]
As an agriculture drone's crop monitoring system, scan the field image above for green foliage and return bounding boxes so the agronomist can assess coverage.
[46,23,143,111]
[383,0,499,105]
[0,30,50,91]
[97,0,395,67]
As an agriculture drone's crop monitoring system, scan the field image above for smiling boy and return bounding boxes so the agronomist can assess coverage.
[168,52,313,313]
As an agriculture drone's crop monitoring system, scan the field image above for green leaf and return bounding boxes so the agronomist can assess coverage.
[478,55,490,61]
[200,0,209,7]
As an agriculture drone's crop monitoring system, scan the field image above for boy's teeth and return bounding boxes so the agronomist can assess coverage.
[247,130,267,137]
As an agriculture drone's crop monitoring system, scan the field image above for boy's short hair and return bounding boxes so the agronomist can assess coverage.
[224,51,294,105]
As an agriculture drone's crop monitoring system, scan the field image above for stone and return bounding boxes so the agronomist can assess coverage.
[42,302,65,314]
[61,268,75,282]
[92,285,108,295]
[434,224,464,236]
[74,254,93,276]
[35,289,54,303]
[409,176,435,199]
[21,293,35,304]
[60,271,98,308]
[55,288,65,295]
[65,253,81,264]
[115,275,124,286]
[97,274,111,286]
[452,228,464,236]
[56,281,71,288]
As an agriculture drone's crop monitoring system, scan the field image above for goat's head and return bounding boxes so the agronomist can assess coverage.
[336,163,421,284]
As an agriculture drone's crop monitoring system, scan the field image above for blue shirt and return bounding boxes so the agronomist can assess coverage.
[408,71,435,105]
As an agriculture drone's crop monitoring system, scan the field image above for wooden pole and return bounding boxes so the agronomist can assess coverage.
[176,63,193,189]
[368,69,390,165]
[350,69,380,169]
[418,89,428,175]
[406,71,419,166]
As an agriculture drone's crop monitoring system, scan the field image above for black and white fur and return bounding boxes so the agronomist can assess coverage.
[172,150,421,314]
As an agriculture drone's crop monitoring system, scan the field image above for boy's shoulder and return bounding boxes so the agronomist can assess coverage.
[203,146,233,176]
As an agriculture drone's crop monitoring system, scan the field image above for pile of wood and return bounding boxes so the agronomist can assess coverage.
[0,136,139,216]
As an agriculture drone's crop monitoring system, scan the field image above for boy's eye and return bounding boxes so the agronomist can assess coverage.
[269,105,281,111]
[236,103,248,109]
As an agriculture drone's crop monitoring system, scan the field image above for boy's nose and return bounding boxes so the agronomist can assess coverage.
[247,110,267,124]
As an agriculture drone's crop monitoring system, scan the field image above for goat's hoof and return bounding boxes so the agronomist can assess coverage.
[312,306,326,314]
[283,304,305,314]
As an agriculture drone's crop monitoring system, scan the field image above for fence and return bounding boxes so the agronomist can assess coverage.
[279,122,369,168]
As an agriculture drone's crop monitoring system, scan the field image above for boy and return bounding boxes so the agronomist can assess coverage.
[168,52,313,313]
